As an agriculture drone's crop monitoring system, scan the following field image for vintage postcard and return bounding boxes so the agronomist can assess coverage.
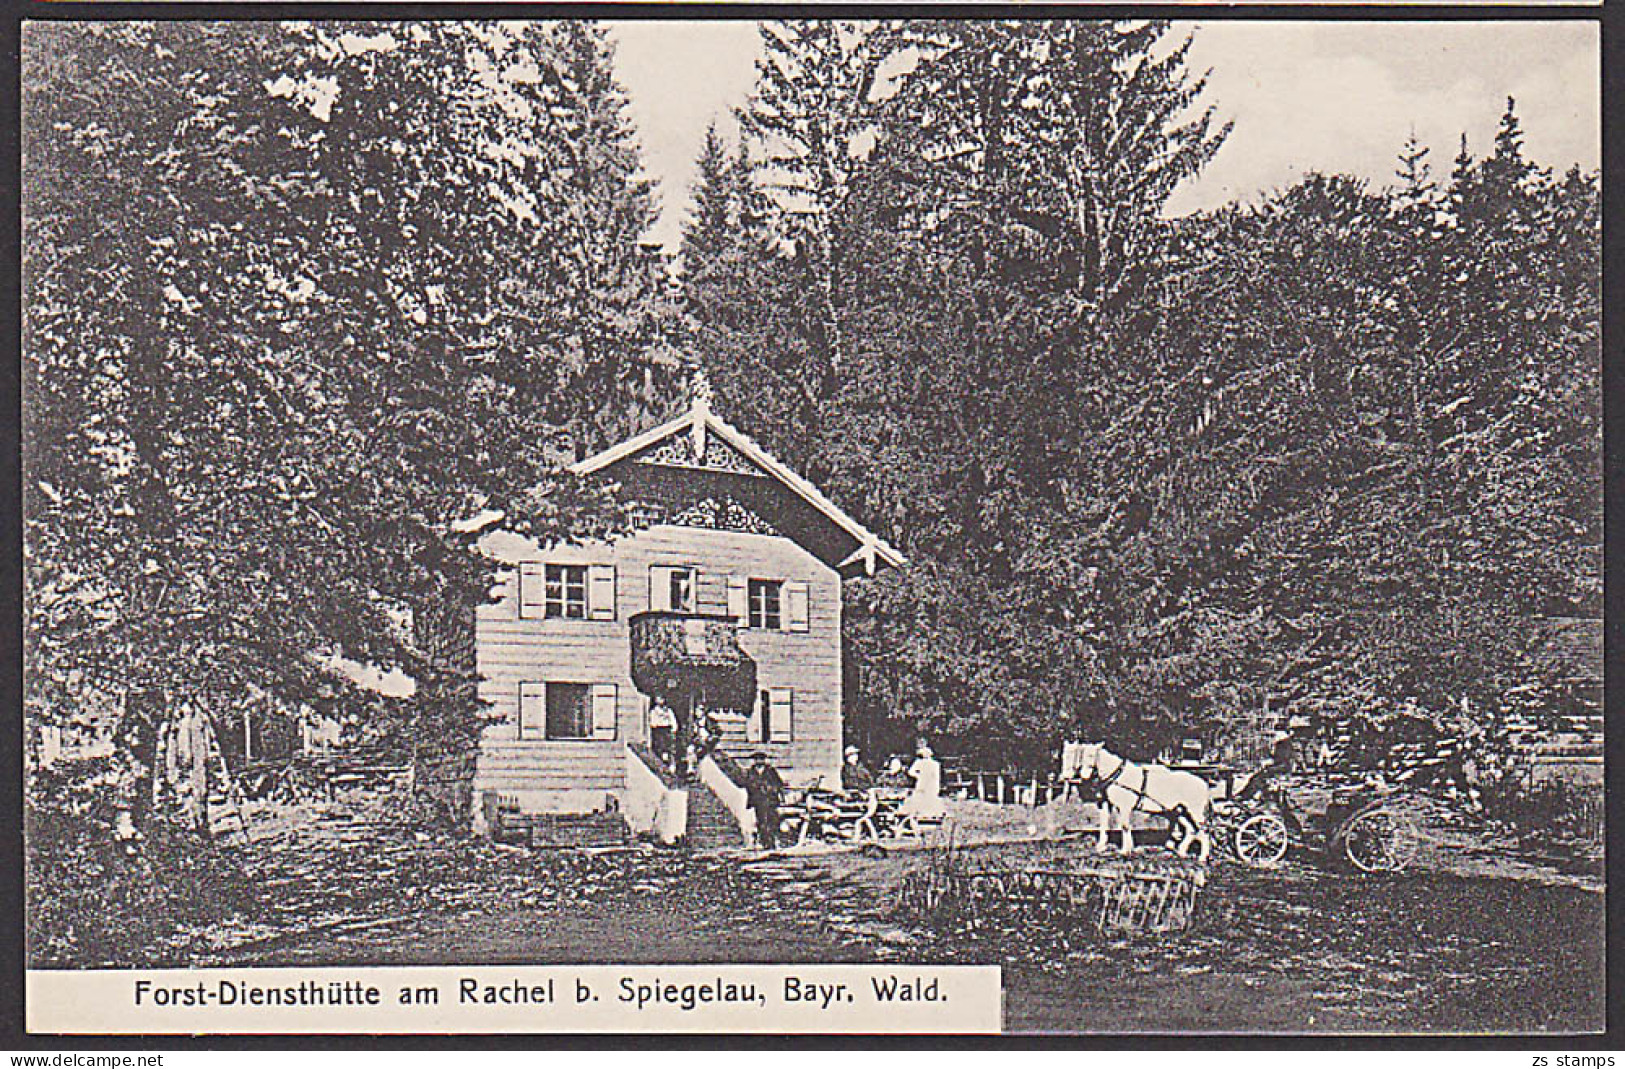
[19,16,1603,1037]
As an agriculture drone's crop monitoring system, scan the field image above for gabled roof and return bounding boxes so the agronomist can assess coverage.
[570,393,905,573]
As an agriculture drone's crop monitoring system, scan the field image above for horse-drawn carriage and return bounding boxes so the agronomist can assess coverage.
[1059,740,1437,874]
[1213,772,1423,873]
[1210,727,1482,872]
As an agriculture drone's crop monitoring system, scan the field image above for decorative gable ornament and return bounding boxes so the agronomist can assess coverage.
[570,384,904,577]
[668,496,778,536]
[634,430,762,477]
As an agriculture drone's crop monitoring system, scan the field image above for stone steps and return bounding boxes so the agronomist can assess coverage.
[686,779,748,852]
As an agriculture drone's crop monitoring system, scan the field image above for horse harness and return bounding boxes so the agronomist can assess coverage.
[1095,752,1160,817]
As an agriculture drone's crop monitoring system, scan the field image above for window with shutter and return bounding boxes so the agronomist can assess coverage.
[588,564,616,620]
[784,580,809,632]
[590,683,618,740]
[768,688,794,742]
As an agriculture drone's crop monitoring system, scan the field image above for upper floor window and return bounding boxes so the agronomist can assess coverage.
[748,579,782,630]
[731,576,810,632]
[650,564,698,613]
[546,564,588,619]
[519,562,616,621]
[669,567,697,613]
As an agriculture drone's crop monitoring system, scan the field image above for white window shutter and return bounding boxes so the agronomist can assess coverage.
[519,682,546,739]
[590,683,618,740]
[518,563,545,619]
[648,565,672,612]
[588,564,616,620]
[784,580,810,632]
[727,575,748,624]
[768,688,793,742]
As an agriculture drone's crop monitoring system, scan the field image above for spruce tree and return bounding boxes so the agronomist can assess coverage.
[1394,126,1436,213]
[738,20,901,393]
[813,19,1233,751]
[680,121,736,279]
[679,128,822,470]
[1490,97,1530,174]
[23,21,673,830]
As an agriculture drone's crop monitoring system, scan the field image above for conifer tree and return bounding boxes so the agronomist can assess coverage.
[679,126,822,470]
[1488,96,1531,180]
[680,121,736,278]
[23,20,672,829]
[737,20,901,394]
[801,20,1234,752]
[1394,126,1436,213]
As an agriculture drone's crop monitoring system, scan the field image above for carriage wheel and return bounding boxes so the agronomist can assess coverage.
[1342,808,1420,873]
[1231,812,1290,867]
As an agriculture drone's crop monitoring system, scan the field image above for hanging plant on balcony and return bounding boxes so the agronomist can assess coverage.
[628,612,758,712]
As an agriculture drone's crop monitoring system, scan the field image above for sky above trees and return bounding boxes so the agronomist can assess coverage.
[608,20,1600,250]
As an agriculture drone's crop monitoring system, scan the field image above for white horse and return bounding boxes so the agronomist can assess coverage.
[1071,742,1213,862]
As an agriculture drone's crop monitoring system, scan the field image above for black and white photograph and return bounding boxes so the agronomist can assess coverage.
[18,14,1604,1036]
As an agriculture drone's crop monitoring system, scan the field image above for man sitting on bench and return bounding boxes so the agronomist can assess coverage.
[841,745,875,794]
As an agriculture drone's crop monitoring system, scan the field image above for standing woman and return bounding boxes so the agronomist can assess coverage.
[898,739,945,821]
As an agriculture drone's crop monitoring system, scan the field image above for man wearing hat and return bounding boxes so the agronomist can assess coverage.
[745,752,785,849]
[841,745,874,794]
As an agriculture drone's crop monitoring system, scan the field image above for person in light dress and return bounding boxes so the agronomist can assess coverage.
[897,739,945,820]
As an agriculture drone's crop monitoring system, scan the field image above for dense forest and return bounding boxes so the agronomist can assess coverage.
[24,22,684,829]
[682,20,1601,765]
[24,17,1598,857]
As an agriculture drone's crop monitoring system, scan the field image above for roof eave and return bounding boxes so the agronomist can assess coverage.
[567,410,698,478]
[568,406,906,570]
[839,541,906,577]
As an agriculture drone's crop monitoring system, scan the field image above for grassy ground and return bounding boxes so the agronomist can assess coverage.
[87,790,1594,1034]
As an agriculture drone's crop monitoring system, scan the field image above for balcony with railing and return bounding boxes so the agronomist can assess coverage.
[628,611,757,712]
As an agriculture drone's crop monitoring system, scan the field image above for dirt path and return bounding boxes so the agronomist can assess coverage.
[126,794,1598,1033]
[234,860,1602,1033]
[199,805,1602,1034]
[738,838,1605,1033]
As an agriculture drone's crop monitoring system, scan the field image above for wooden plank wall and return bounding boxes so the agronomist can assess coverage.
[473,523,844,810]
